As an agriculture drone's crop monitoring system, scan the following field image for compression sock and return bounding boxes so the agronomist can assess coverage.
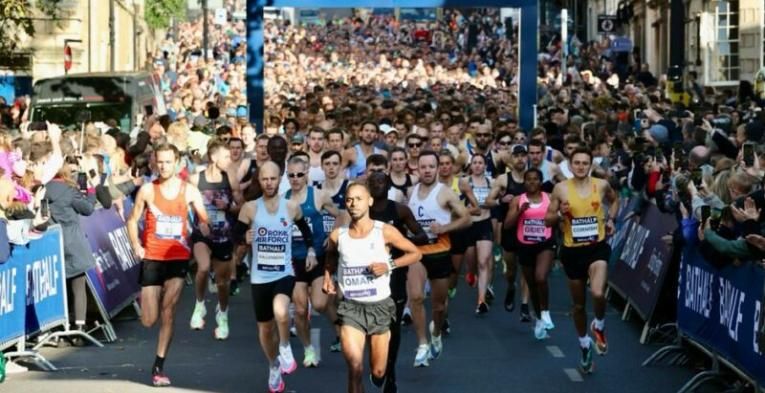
[152,356,165,375]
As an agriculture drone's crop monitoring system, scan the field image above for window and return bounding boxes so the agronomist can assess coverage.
[711,0,739,82]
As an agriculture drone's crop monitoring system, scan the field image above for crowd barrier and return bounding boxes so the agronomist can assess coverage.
[607,197,678,343]
[81,206,141,342]
[0,226,68,369]
[675,244,765,389]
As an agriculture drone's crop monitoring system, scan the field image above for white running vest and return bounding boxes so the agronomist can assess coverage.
[337,221,391,303]
[251,197,294,284]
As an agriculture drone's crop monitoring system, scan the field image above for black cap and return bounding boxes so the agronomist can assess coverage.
[511,144,528,155]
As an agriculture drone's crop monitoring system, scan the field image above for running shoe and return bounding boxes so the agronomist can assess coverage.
[579,341,595,374]
[401,308,413,326]
[289,326,297,337]
[278,344,297,375]
[152,372,171,387]
[329,337,342,352]
[214,306,229,340]
[475,302,489,316]
[590,321,608,355]
[229,279,240,296]
[190,302,206,330]
[429,335,443,360]
[542,312,555,330]
[465,272,477,287]
[504,287,515,312]
[413,344,430,367]
[303,345,319,367]
[369,373,385,389]
[534,320,550,340]
[448,287,457,299]
[441,318,451,335]
[269,364,285,392]
[486,285,495,304]
[520,304,532,322]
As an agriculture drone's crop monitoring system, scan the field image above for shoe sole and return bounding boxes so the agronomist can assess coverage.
[280,362,297,375]
[269,380,285,393]
[413,361,429,367]
[214,329,228,340]
[190,320,205,330]
[594,344,608,356]
[578,363,595,375]
[152,381,171,387]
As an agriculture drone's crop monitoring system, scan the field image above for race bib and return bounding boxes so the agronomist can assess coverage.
[256,244,287,272]
[212,210,227,226]
[522,218,547,243]
[322,214,336,234]
[571,216,599,243]
[417,218,437,241]
[340,266,378,300]
[156,215,183,240]
[474,187,490,206]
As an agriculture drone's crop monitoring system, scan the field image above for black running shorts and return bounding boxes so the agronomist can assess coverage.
[560,241,611,281]
[251,276,295,322]
[139,259,189,287]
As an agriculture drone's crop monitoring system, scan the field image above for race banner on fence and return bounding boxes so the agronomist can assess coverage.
[0,226,66,349]
[82,207,141,318]
[609,201,678,320]
[678,245,765,386]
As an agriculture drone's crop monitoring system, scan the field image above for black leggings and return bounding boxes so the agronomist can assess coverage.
[67,274,88,326]
[385,292,406,384]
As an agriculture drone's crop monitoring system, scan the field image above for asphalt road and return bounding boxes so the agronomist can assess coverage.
[4,264,695,393]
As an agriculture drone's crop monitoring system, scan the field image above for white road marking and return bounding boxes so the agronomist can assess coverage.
[546,345,565,358]
[564,368,584,382]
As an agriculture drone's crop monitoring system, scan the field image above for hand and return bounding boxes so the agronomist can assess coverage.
[606,219,615,236]
[245,229,254,244]
[559,200,571,216]
[519,202,530,213]
[697,219,709,241]
[199,222,211,237]
[305,252,318,272]
[46,121,62,142]
[323,273,336,295]
[368,262,389,277]
[214,198,228,210]
[745,234,765,251]
[133,244,146,260]
[731,197,760,222]
[430,222,444,235]
[501,194,514,204]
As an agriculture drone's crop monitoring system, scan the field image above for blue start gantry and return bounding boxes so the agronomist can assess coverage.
[246,0,538,132]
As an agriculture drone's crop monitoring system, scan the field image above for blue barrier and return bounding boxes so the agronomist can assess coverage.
[677,244,765,386]
[0,226,66,350]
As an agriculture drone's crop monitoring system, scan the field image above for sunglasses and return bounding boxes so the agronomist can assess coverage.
[287,172,306,178]
[408,142,423,148]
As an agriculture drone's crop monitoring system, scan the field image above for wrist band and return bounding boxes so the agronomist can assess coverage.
[388,259,397,271]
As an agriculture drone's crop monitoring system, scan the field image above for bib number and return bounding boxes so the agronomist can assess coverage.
[256,244,287,272]
[156,215,184,240]
[522,219,547,243]
[571,216,599,243]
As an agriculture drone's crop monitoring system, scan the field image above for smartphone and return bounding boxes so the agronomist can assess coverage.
[77,172,88,190]
[40,199,49,217]
[691,168,703,187]
[744,143,755,167]
[89,169,98,179]
[701,205,711,224]
[144,105,154,117]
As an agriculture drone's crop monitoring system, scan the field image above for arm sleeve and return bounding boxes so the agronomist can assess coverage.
[232,220,249,244]
[703,229,753,258]
[294,216,314,249]
[71,188,96,216]
[711,130,739,159]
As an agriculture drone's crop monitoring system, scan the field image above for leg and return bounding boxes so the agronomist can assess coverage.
[369,331,391,380]
[212,258,233,311]
[68,275,88,326]
[535,250,554,312]
[406,262,427,345]
[588,261,608,320]
[341,325,367,393]
[292,282,312,347]
[448,252,464,291]
[310,275,338,327]
[157,278,185,358]
[193,243,212,302]
[567,278,588,338]
[140,286,162,328]
[503,250,517,310]
[520,263,541,317]
[273,294,292,346]
[257,320,280,365]
[464,246,477,282]
[385,296,406,385]
[475,241,493,304]
[429,277,449,338]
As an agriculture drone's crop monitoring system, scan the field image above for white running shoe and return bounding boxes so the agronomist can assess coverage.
[534,319,550,340]
[190,301,206,330]
[214,305,229,340]
[542,311,555,330]
[429,335,443,359]
[278,344,297,375]
[268,364,285,392]
[413,344,430,367]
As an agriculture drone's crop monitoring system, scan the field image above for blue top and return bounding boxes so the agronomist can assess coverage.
[251,197,294,284]
[285,187,326,258]
[347,144,384,179]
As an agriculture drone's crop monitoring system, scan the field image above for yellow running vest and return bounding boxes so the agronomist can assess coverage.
[562,179,606,247]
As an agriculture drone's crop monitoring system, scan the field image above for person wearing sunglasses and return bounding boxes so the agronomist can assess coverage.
[405,134,425,176]
[284,155,343,368]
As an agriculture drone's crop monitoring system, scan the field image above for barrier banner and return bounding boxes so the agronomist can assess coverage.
[82,207,141,318]
[609,203,678,319]
[0,226,66,348]
[678,246,765,386]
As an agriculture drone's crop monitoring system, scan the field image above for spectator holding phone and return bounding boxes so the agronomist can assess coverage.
[45,162,97,343]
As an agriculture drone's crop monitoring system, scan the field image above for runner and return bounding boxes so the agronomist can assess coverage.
[306,127,326,185]
[367,171,428,393]
[404,134,425,175]
[389,147,417,195]
[365,154,407,204]
[189,140,243,339]
[505,168,556,339]
[323,182,422,393]
[127,144,210,387]
[284,155,342,368]
[408,150,471,367]
[343,121,386,179]
[458,154,494,314]
[236,161,315,392]
[238,134,271,192]
[440,150,475,300]
[528,139,563,193]
[545,147,619,374]
[316,149,349,353]
[485,144,531,317]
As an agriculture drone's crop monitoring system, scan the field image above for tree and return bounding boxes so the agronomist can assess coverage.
[145,0,186,30]
[0,0,64,60]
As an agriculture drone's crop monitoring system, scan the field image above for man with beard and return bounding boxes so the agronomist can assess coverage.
[343,121,387,179]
